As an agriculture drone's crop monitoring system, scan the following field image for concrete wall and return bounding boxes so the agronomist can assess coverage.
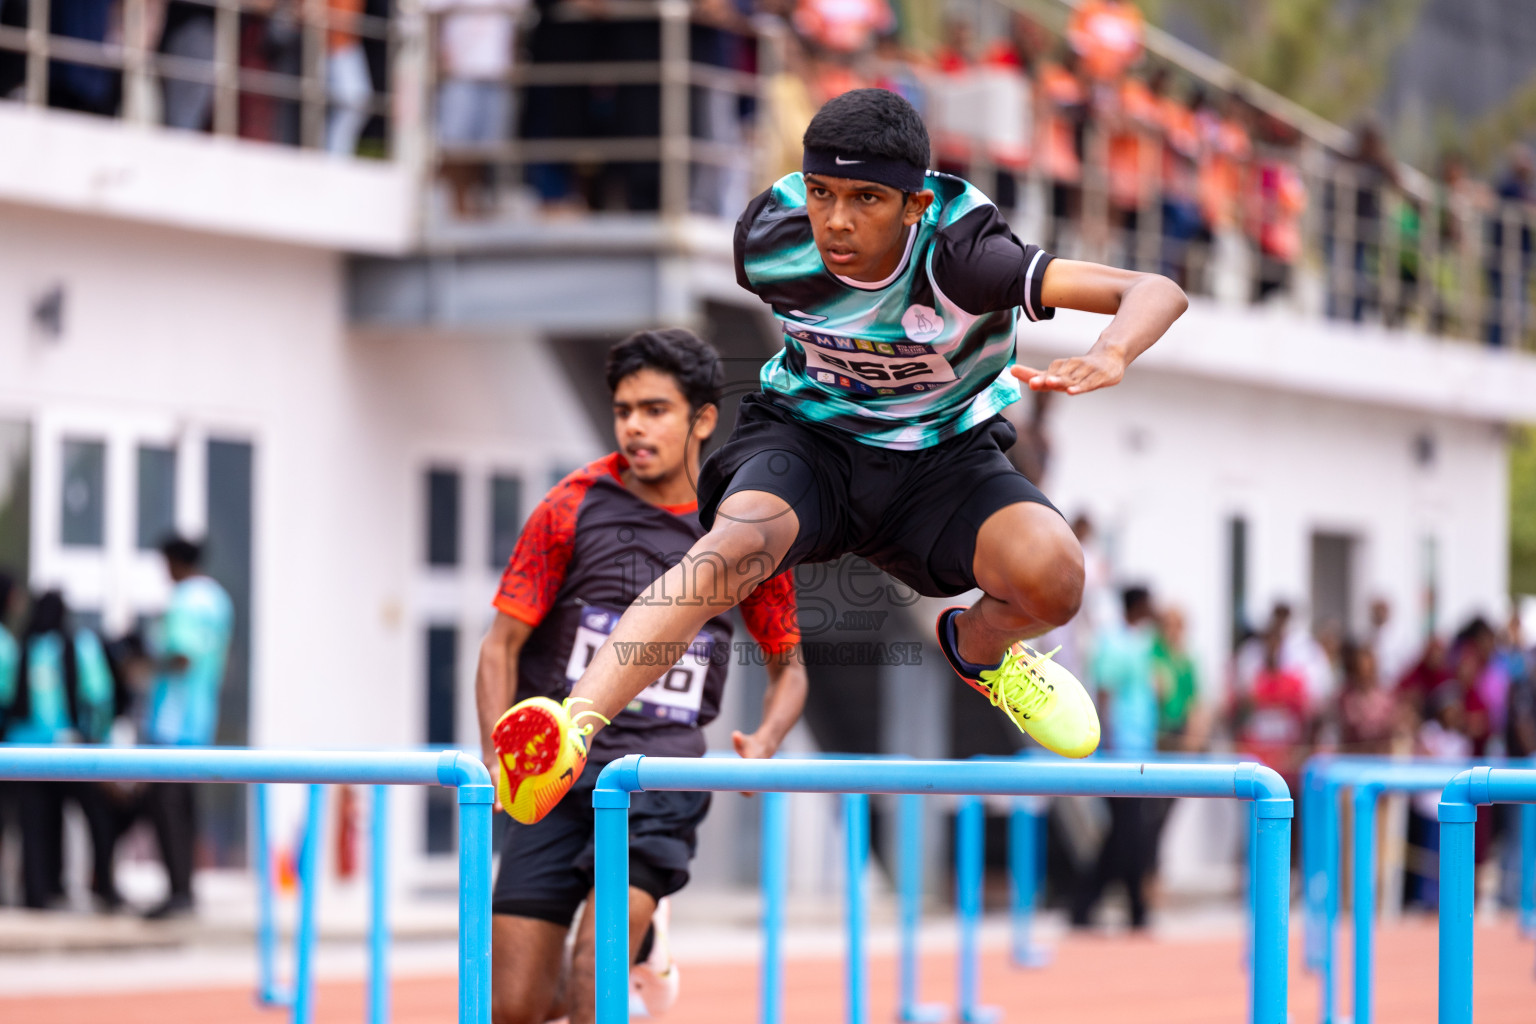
[0,200,602,883]
[0,106,417,254]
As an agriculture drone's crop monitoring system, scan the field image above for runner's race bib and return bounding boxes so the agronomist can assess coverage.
[785,325,956,397]
[564,606,715,725]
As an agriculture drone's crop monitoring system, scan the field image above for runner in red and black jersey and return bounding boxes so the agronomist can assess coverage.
[475,329,806,1024]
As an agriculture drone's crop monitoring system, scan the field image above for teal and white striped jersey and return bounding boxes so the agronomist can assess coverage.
[733,171,1056,450]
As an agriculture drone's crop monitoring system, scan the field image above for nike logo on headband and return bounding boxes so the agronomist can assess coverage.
[834,157,864,165]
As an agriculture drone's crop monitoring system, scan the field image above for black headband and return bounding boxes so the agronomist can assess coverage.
[803,147,927,193]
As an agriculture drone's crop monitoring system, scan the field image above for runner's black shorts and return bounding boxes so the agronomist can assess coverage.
[492,757,709,925]
[697,392,1060,598]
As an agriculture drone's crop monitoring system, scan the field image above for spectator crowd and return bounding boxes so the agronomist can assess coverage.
[0,0,388,154]
[428,0,1533,344]
[4,0,1532,345]
[1061,532,1536,929]
[0,538,232,917]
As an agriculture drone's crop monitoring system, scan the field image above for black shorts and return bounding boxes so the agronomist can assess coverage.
[492,758,710,925]
[697,392,1059,597]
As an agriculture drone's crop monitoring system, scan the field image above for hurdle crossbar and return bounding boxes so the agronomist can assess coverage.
[592,756,1293,1024]
[0,746,493,1024]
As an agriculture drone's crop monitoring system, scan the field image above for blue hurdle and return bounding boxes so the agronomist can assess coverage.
[0,746,492,1024]
[1438,767,1536,1024]
[1303,756,1536,1024]
[1305,758,1485,1024]
[254,783,392,1024]
[591,756,1294,1024]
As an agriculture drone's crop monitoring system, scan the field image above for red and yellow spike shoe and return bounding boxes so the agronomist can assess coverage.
[492,696,610,824]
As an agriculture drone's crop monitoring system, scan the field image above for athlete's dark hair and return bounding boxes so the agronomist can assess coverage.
[802,88,930,169]
[606,328,724,412]
[1122,585,1153,622]
[159,534,203,568]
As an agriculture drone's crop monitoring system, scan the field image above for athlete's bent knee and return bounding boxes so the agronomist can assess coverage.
[1032,553,1084,629]
[1004,530,1083,629]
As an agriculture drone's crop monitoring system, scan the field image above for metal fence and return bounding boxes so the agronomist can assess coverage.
[0,746,492,1024]
[590,755,1294,1024]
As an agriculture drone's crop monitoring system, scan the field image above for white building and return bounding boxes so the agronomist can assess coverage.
[1,6,1534,903]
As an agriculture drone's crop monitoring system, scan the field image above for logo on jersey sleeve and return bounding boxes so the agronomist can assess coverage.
[901,304,944,342]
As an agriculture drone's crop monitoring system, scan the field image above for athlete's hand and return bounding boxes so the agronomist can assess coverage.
[731,729,778,798]
[732,728,778,760]
[1012,348,1127,396]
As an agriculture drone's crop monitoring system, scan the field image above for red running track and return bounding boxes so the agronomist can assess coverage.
[0,919,1530,1024]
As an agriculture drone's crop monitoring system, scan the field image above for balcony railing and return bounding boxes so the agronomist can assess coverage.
[426,0,769,221]
[0,0,394,153]
[4,0,1532,349]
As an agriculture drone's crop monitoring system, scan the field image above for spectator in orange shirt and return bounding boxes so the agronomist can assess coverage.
[1066,0,1144,84]
[1104,72,1162,264]
[1197,94,1252,235]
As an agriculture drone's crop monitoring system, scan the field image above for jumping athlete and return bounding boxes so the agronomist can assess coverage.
[494,87,1187,826]
[476,330,806,1024]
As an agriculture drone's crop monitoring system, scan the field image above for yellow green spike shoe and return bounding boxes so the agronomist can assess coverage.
[936,607,1100,759]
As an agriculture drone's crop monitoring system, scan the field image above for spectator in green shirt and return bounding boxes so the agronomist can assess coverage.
[1152,605,1204,752]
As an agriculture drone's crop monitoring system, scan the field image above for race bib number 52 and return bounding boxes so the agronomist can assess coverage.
[784,325,956,397]
[564,606,714,725]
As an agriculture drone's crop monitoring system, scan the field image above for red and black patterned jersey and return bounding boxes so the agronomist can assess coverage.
[494,453,800,760]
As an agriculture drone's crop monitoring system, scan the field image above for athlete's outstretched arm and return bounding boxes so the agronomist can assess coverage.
[731,648,808,760]
[568,489,801,737]
[1013,260,1187,395]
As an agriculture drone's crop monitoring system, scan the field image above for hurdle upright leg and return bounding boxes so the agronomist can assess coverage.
[368,785,390,1024]
[1008,797,1050,968]
[1437,791,1478,1024]
[896,793,944,1023]
[253,783,290,1007]
[593,785,632,1024]
[1251,795,1293,1024]
[293,785,325,1024]
[760,791,788,1024]
[956,795,1000,1024]
[1519,802,1535,938]
[843,793,870,1024]
[1320,779,1342,1024]
[1352,785,1379,1024]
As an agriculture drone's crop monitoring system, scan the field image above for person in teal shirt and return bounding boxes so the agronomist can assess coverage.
[0,573,16,707]
[1073,586,1160,931]
[140,536,233,919]
[0,590,121,909]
